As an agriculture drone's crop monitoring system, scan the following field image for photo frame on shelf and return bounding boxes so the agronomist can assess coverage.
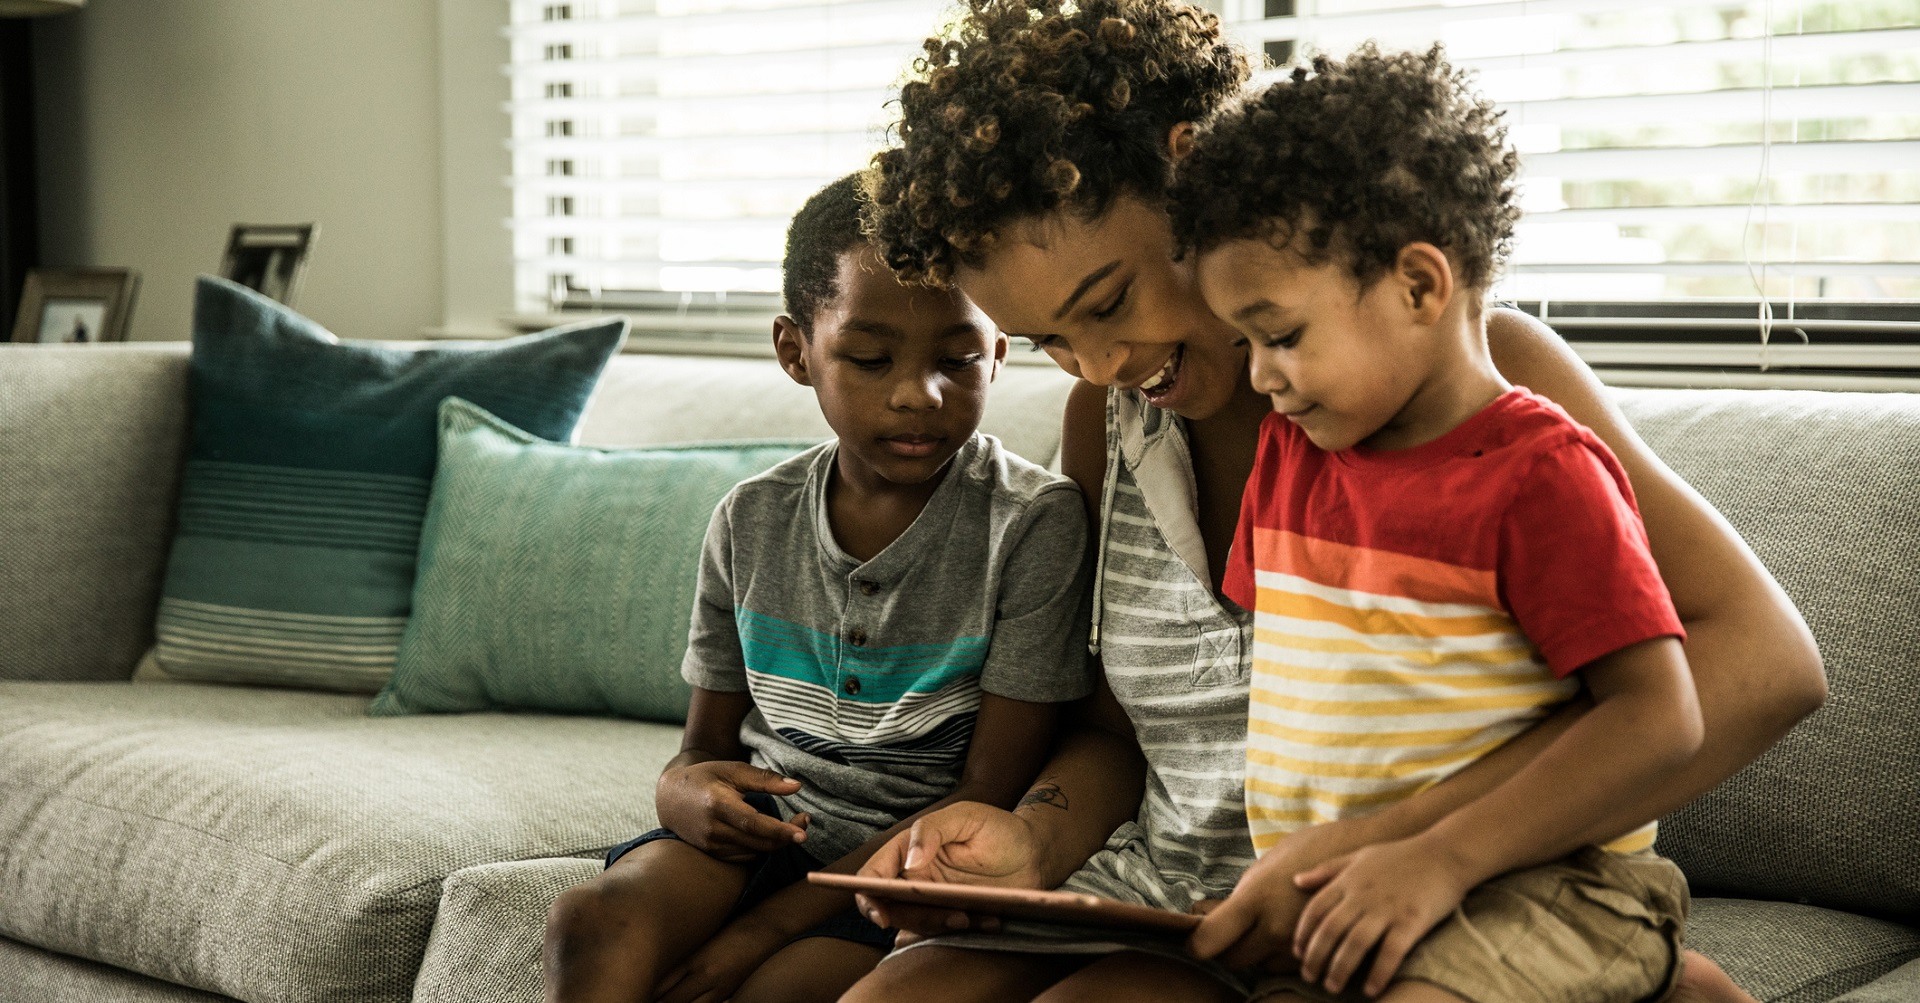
[8,267,141,344]
[219,223,317,307]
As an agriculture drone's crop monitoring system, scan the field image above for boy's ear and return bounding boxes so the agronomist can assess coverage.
[772,315,812,387]
[1166,121,1197,163]
[1394,243,1453,326]
[988,331,1009,382]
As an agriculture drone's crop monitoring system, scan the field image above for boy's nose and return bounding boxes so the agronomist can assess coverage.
[890,372,943,410]
[1248,353,1289,396]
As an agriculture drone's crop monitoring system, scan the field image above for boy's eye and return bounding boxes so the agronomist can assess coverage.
[1262,327,1303,349]
[1090,282,1131,321]
[942,354,986,369]
[847,355,888,370]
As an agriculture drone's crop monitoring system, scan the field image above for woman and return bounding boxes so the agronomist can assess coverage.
[844,2,1825,999]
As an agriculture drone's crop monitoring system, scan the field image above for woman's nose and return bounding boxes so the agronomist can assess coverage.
[1073,343,1131,387]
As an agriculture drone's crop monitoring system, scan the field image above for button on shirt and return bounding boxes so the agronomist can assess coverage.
[681,434,1095,864]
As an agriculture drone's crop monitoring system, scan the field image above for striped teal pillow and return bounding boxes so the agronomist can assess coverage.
[370,398,816,721]
[154,277,626,692]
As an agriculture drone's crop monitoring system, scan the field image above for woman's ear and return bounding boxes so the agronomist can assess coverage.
[773,315,813,387]
[1395,243,1454,326]
[1167,121,1197,163]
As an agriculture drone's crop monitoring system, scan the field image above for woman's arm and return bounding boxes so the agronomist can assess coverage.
[1486,308,1825,820]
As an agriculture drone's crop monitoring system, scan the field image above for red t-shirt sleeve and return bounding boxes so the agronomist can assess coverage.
[1222,415,1281,612]
[1499,437,1685,677]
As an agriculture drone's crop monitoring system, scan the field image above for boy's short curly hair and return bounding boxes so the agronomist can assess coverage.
[783,172,870,335]
[1170,44,1520,291]
[866,0,1249,286]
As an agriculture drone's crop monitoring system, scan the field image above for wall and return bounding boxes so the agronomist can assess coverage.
[30,0,484,342]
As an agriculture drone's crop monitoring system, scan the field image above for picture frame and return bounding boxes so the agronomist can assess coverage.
[8,267,141,344]
[219,223,318,307]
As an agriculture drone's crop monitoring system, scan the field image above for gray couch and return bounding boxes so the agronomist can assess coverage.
[1,342,1915,1003]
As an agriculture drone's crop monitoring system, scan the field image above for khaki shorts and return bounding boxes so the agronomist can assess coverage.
[1255,847,1689,1003]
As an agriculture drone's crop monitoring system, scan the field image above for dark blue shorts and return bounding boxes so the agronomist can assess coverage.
[605,792,894,949]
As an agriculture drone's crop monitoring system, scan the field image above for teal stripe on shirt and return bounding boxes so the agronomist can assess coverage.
[735,608,987,705]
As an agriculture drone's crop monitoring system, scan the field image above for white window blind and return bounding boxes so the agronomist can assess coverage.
[506,0,941,323]
[505,0,1918,371]
[1225,0,1920,310]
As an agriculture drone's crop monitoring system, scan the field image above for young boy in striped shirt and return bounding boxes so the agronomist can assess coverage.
[543,173,1093,1003]
[1174,46,1707,1002]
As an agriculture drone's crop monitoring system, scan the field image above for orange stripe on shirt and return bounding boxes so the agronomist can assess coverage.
[1253,528,1501,610]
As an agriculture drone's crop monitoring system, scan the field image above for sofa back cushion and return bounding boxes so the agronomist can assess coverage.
[1619,387,1920,922]
[0,343,190,682]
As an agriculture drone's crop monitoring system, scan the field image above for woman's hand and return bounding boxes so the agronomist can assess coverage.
[653,761,809,863]
[854,801,1048,934]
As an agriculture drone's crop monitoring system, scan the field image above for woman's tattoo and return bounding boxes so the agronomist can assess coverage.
[1020,780,1069,811]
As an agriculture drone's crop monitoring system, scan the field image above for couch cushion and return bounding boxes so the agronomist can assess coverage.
[1831,957,1920,1003]
[154,279,626,693]
[0,935,239,1003]
[412,857,602,1003]
[0,681,680,1003]
[577,353,1076,467]
[1689,897,1920,1003]
[1617,388,1920,922]
[371,398,813,721]
[0,344,190,683]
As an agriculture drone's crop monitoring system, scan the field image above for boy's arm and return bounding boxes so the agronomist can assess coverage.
[1286,638,1701,995]
[654,694,1062,1003]
[654,687,809,862]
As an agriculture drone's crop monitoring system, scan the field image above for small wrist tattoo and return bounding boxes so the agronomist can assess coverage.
[1020,781,1069,812]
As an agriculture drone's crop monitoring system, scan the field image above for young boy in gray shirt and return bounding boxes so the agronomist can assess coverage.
[543,173,1094,1003]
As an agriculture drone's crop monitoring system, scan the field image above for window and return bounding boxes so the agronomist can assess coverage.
[503,0,1917,376]
[1224,1,1920,379]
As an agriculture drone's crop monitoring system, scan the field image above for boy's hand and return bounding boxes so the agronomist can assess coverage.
[654,761,809,863]
[655,912,790,1003]
[1291,835,1477,998]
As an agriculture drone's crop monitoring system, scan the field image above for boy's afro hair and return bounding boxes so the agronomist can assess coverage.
[783,172,871,334]
[1171,43,1521,290]
[866,0,1249,286]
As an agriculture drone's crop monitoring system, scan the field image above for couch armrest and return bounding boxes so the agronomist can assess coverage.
[1831,957,1920,1002]
[0,344,191,682]
[411,856,603,1003]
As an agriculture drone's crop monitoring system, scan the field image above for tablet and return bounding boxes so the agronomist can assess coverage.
[808,872,1201,937]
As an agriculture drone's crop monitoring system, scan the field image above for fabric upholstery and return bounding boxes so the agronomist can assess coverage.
[0,681,681,1003]
[1616,389,1920,922]
[0,936,239,1003]
[412,857,602,1003]
[1831,957,1920,1002]
[155,279,626,693]
[0,344,189,682]
[1688,897,1920,1003]
[371,398,813,721]
[575,353,1076,467]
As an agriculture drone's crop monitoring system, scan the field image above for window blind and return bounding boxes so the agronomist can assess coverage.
[506,0,941,324]
[506,0,1918,369]
[1227,0,1920,311]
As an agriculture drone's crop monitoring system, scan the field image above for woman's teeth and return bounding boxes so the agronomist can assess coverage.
[1141,353,1178,393]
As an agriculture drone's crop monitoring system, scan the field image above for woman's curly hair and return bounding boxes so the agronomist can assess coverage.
[1171,43,1521,291]
[867,0,1250,286]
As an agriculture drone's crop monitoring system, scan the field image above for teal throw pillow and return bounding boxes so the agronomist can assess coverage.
[154,277,627,692]
[369,398,817,721]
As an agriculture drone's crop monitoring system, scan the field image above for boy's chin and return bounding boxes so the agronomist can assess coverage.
[857,446,961,486]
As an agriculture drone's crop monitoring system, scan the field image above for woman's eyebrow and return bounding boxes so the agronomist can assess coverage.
[1053,259,1124,320]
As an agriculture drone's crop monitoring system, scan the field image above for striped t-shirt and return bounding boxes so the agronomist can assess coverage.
[1222,388,1683,857]
[682,433,1094,864]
